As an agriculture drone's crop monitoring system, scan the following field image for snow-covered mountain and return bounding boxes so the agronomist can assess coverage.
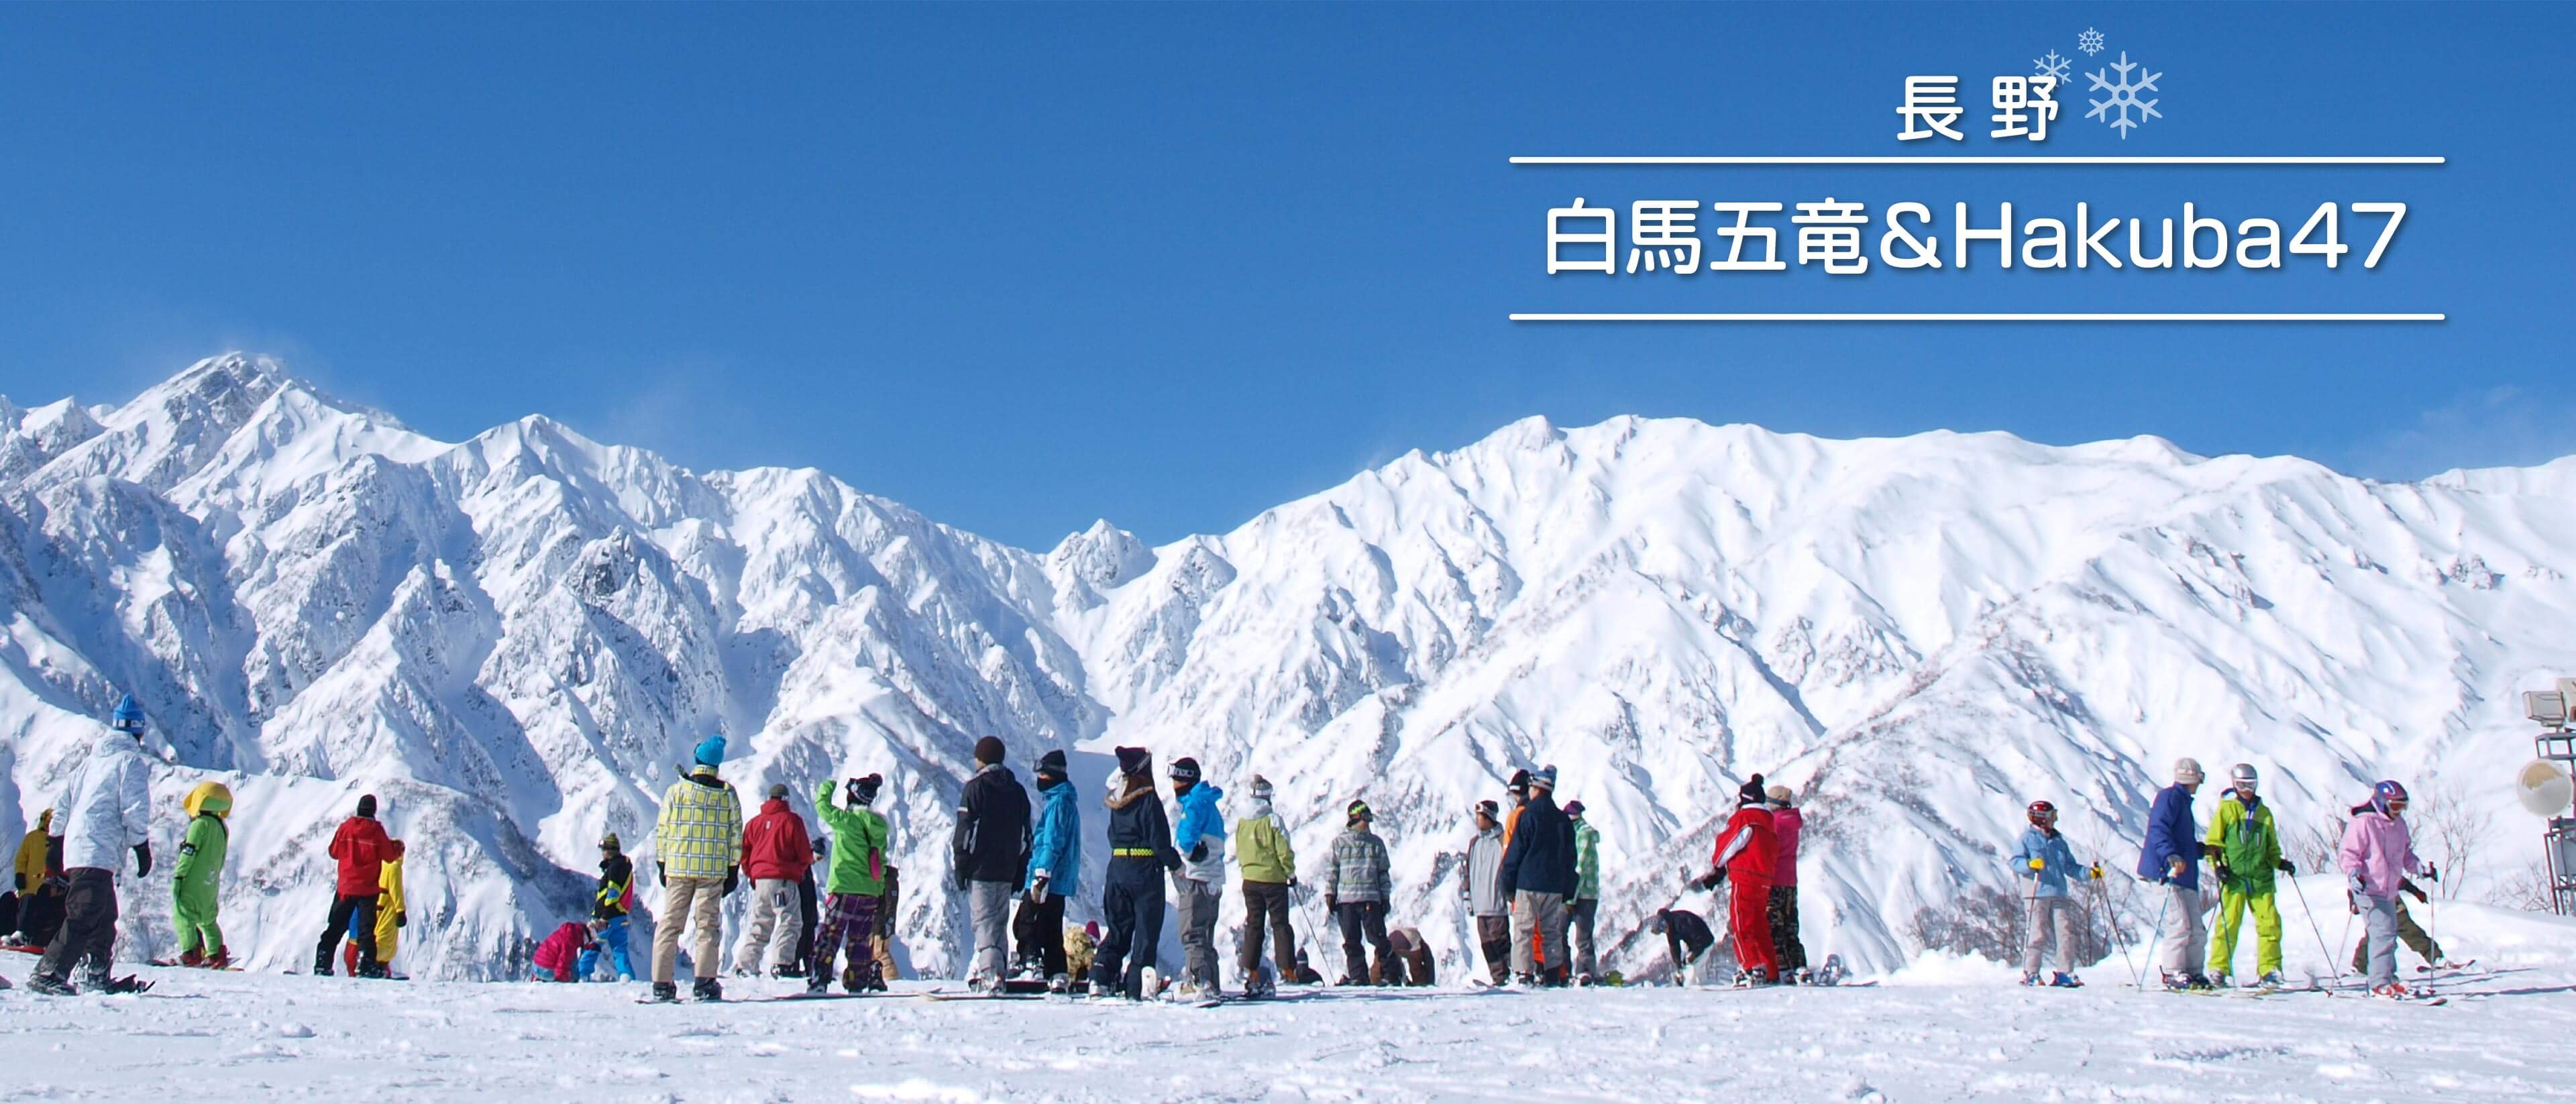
[5,353,2570,979]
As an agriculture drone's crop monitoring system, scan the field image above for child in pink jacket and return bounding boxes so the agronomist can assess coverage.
[533,920,602,983]
[2338,781,2436,997]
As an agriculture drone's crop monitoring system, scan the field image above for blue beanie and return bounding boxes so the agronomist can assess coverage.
[111,694,146,734]
[693,734,727,768]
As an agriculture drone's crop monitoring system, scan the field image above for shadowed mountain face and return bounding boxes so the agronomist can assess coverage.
[5,353,2568,977]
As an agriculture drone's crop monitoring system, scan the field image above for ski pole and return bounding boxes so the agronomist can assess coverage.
[2088,870,2138,988]
[2133,885,2167,991]
[2286,874,2341,993]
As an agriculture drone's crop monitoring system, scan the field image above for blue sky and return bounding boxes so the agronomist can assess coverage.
[0,3,2565,548]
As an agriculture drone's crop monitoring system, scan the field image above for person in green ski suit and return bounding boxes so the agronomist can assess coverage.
[2204,763,2294,987]
[173,781,232,968]
[807,774,891,993]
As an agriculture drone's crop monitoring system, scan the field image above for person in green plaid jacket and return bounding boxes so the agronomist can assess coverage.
[649,735,744,1002]
[1567,800,1602,982]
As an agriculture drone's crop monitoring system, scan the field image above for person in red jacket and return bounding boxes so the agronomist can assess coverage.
[1690,775,1779,985]
[315,794,404,977]
[532,920,601,983]
[732,783,815,977]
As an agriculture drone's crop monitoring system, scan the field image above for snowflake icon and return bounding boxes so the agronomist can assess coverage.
[2034,50,2072,84]
[2077,27,2106,55]
[2085,50,2161,138]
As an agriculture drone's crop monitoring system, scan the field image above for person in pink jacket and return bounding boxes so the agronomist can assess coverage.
[533,920,602,983]
[2337,781,2438,998]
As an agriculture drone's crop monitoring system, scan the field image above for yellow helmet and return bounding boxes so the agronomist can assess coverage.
[185,781,233,819]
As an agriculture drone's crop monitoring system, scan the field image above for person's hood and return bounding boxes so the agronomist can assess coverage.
[1474,824,1501,842]
[684,764,729,789]
[33,809,50,831]
[1247,796,1275,819]
[759,797,791,816]
[1181,782,1225,810]
[2233,790,2262,813]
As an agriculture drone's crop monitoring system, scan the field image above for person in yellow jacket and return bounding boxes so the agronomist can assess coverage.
[340,847,407,977]
[1232,775,1299,993]
[2204,763,2294,989]
[14,809,55,897]
[650,735,745,1003]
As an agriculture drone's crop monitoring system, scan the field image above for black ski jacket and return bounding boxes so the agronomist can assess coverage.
[952,763,1033,887]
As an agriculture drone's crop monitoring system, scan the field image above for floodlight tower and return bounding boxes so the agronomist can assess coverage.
[2521,678,2576,916]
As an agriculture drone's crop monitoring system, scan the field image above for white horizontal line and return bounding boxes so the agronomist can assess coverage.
[1510,156,2445,166]
[1509,313,2447,323]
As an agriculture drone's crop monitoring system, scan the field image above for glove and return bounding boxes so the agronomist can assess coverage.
[2166,856,2188,879]
[2422,863,2440,883]
[2213,862,2235,885]
[1709,867,1729,887]
[657,861,667,883]
[397,911,409,929]
[1026,874,1049,903]
[722,867,740,895]
[1324,893,1338,912]
[133,843,152,879]
[2277,859,2296,875]
[2088,865,2104,881]
[1188,841,1209,863]
[2027,858,2045,871]
[1287,876,1299,889]
[2349,875,2367,897]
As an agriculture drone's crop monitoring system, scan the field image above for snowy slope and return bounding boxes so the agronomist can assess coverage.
[3,353,2571,982]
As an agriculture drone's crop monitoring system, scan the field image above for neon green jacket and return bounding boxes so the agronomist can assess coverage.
[2204,791,2281,891]
[814,780,889,897]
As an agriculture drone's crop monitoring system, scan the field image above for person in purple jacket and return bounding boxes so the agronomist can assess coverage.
[2339,780,2439,999]
[2135,757,2213,991]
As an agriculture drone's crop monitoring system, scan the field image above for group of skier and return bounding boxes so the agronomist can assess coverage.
[2022,757,2448,999]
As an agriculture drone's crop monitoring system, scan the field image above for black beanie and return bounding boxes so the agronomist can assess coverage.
[1170,757,1201,784]
[974,736,1007,765]
[1115,746,1150,775]
[849,773,883,808]
[357,793,377,818]
[1036,749,1068,777]
[1738,773,1768,807]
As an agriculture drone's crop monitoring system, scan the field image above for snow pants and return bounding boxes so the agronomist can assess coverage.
[2157,884,2208,979]
[36,867,117,985]
[1336,899,1393,983]
[2349,897,2442,972]
[314,891,379,975]
[1175,876,1220,990]
[1093,857,1167,998]
[1569,897,1600,978]
[792,869,818,975]
[733,877,803,974]
[1238,879,1297,983]
[577,915,635,980]
[1474,914,1511,983]
[810,891,878,985]
[172,879,222,958]
[2208,883,2282,977]
[1509,890,1570,979]
[2023,893,2080,975]
[967,879,1013,983]
[651,875,724,985]
[1726,876,1778,981]
[2359,892,2400,987]
[1768,885,1808,974]
[1012,889,1067,978]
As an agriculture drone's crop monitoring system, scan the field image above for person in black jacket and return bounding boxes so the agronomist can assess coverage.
[1652,907,1717,985]
[1089,747,1181,999]
[1497,765,1578,986]
[952,736,1032,988]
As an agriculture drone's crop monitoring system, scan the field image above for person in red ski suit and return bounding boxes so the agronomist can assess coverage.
[1692,774,1780,984]
[532,920,601,982]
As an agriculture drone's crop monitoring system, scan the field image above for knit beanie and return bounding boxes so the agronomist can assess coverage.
[767,783,789,800]
[1115,746,1150,775]
[356,793,378,818]
[1530,765,1558,791]
[1036,749,1069,778]
[848,774,884,808]
[974,736,1008,765]
[693,734,727,768]
[1250,775,1274,800]
[1170,757,1201,785]
[1737,773,1768,806]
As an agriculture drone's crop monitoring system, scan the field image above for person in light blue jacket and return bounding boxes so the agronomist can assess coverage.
[1170,757,1228,995]
[2011,799,2101,987]
[1012,750,1081,986]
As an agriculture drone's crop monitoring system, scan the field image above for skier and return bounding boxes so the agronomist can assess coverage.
[1499,765,1578,987]
[2339,780,2438,999]
[650,735,744,1003]
[1765,785,1809,983]
[2348,878,2447,974]
[315,793,403,978]
[1566,799,1601,983]
[172,781,232,969]
[2137,757,2213,990]
[1014,750,1080,987]
[2204,763,2294,988]
[2012,799,2100,987]
[1092,748,1180,999]
[1323,797,1394,985]
[1169,756,1227,997]
[579,832,637,982]
[26,696,154,996]
[532,920,601,983]
[1232,774,1299,993]
[734,783,814,977]
[1690,775,1780,986]
[1462,799,1510,985]
[343,844,409,978]
[1650,907,1717,985]
[951,735,1032,990]
[809,773,891,994]
[872,864,902,983]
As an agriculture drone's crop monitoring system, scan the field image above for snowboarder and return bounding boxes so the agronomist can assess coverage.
[872,864,902,983]
[650,734,744,1003]
[1169,756,1227,997]
[734,783,814,978]
[809,773,891,994]
[28,695,154,996]
[1386,926,1436,986]
[2339,780,2438,999]
[2348,878,2447,973]
[1690,774,1780,986]
[1567,799,1601,983]
[2012,799,2100,987]
[1650,907,1717,985]
[1015,750,1080,987]
[2204,763,2294,988]
[316,793,403,978]
[344,846,408,978]
[1765,785,1810,983]
[1323,797,1394,985]
[2137,757,2214,990]
[580,832,637,982]
[172,781,232,969]
[951,735,1032,989]
[532,920,600,982]
[13,809,56,903]
[1233,774,1299,993]
[1092,748,1181,999]
[1499,766,1578,987]
[1462,799,1509,985]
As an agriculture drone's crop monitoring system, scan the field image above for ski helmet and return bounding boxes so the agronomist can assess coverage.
[2026,799,2057,826]
[2373,779,2409,815]
[109,694,146,734]
[2229,763,2259,791]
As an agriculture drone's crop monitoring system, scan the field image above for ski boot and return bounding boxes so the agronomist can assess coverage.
[2048,972,2083,988]
[1087,979,1111,999]
[2019,971,2043,987]
[179,948,205,969]
[862,971,888,993]
[2253,971,2286,990]
[98,974,151,995]
[805,972,832,995]
[646,981,681,1003]
[23,972,74,997]
[1507,972,1537,988]
[1793,967,1813,986]
[203,945,231,971]
[2369,982,2415,999]
[2208,973,2231,991]
[842,966,865,994]
[1049,972,1073,995]
[691,977,724,1002]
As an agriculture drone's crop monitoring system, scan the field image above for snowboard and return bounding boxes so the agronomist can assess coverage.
[147,958,242,972]
[752,989,897,1002]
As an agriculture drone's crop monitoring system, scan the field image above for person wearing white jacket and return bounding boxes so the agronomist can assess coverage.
[28,694,155,995]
